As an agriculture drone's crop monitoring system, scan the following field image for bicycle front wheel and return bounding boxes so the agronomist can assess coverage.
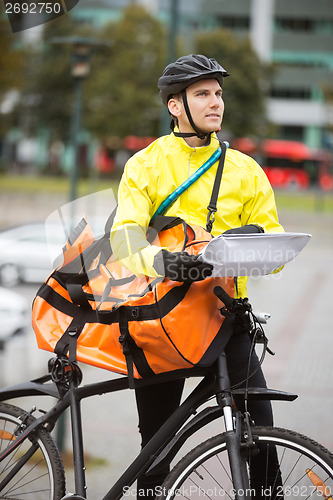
[160,426,333,499]
[0,402,65,500]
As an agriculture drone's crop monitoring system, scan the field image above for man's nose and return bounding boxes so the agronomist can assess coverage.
[210,95,221,107]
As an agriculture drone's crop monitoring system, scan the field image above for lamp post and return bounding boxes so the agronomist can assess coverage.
[51,37,96,203]
[69,39,92,203]
[49,37,105,452]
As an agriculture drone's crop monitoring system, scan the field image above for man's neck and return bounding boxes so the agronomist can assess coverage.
[173,124,211,147]
[184,135,210,148]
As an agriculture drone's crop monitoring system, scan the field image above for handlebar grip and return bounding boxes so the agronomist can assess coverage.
[213,286,235,309]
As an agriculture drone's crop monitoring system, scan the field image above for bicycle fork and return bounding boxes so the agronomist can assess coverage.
[216,353,250,500]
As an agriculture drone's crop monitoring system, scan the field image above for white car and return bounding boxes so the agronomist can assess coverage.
[0,287,29,343]
[0,223,65,287]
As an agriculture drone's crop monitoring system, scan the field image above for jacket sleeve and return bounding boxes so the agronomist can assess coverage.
[239,159,284,280]
[240,159,284,234]
[110,155,163,277]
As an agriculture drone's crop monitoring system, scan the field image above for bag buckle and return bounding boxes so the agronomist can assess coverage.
[206,207,217,233]
[131,307,140,319]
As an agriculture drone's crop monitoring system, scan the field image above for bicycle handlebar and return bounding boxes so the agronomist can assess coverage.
[214,285,271,326]
[213,285,235,310]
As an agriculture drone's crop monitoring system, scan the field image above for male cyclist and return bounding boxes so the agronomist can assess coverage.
[111,54,284,498]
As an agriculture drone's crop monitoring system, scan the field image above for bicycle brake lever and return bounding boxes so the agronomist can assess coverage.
[250,325,275,356]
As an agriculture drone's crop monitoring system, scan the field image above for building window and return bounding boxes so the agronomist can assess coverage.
[270,88,312,100]
[315,19,333,34]
[216,15,250,30]
[278,125,304,142]
[275,17,333,34]
[275,18,312,32]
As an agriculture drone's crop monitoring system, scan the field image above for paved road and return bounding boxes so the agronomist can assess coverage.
[248,211,333,450]
[1,208,332,498]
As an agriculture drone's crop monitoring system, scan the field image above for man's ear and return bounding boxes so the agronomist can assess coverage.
[168,97,182,118]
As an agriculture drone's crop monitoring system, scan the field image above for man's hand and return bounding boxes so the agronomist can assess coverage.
[223,224,264,235]
[153,250,213,282]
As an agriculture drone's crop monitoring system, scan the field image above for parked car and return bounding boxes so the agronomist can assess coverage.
[0,223,65,287]
[0,287,29,345]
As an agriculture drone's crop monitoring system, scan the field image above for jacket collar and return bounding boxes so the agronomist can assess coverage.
[170,127,220,156]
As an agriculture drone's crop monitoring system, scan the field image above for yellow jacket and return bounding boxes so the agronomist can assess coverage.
[111,132,283,297]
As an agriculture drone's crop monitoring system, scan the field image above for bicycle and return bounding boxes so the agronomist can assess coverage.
[0,284,332,500]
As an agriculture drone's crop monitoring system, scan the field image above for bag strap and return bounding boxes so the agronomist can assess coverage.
[54,311,87,359]
[118,307,155,388]
[206,141,228,233]
[147,215,185,245]
[150,143,227,222]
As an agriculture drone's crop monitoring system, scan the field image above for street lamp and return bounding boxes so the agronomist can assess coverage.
[49,36,106,452]
[51,37,106,203]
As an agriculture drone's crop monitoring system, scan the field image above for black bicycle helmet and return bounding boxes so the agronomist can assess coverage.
[158,54,229,140]
[158,54,229,105]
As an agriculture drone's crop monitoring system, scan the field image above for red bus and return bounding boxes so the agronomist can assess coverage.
[231,138,333,191]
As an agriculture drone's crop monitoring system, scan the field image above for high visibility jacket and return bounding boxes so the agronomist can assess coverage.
[111,132,283,298]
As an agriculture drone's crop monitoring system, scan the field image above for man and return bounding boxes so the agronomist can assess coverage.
[111,54,284,498]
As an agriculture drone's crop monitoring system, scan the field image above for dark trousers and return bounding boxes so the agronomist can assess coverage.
[135,330,274,498]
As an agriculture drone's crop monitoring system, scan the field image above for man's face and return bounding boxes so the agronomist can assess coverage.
[170,79,224,135]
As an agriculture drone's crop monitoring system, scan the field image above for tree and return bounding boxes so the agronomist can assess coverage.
[195,30,272,139]
[32,15,95,142]
[323,85,333,144]
[23,13,270,150]
[30,5,166,144]
[0,18,25,136]
[84,4,166,139]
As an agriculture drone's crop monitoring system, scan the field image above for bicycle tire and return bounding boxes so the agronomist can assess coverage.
[160,426,333,499]
[0,402,66,500]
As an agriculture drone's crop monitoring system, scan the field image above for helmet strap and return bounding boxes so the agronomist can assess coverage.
[172,89,208,140]
[170,119,195,138]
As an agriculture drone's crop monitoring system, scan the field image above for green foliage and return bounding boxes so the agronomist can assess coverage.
[34,16,95,141]
[29,5,166,141]
[195,30,272,138]
[0,19,26,91]
[3,11,271,145]
[0,18,26,134]
[84,4,166,138]
[323,84,333,133]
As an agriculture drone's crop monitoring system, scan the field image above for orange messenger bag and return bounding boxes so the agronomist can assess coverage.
[32,215,235,382]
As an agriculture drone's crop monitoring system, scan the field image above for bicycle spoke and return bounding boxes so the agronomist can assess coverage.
[161,427,333,500]
[202,462,230,491]
[0,442,40,492]
[0,403,65,500]
[4,456,50,497]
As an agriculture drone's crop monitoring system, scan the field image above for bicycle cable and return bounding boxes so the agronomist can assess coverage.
[228,311,269,394]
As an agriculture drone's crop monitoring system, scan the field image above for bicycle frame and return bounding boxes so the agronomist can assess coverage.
[0,354,297,500]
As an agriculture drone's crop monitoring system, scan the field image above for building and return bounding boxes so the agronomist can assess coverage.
[249,0,333,150]
[72,0,333,150]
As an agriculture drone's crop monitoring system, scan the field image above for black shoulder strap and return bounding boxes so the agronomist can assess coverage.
[147,215,184,243]
[206,141,228,233]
